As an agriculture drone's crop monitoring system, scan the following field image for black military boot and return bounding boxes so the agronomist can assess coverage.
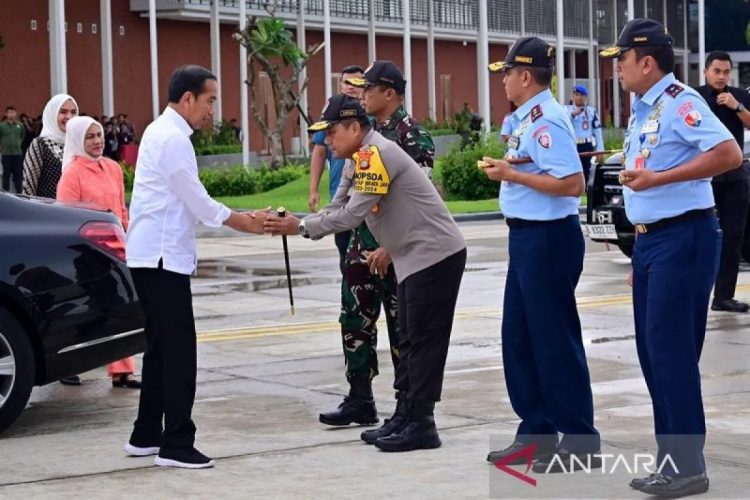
[319,378,379,426]
[361,395,408,444]
[374,400,442,452]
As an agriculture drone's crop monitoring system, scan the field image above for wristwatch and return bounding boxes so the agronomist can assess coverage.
[298,220,310,238]
[736,103,745,113]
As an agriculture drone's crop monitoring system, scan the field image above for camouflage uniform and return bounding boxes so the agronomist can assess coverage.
[341,106,435,382]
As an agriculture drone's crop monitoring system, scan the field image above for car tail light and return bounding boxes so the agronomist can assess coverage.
[79,221,127,262]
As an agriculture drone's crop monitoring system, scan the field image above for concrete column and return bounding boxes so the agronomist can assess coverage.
[240,0,250,166]
[100,0,114,115]
[403,0,413,114]
[556,0,565,104]
[323,0,332,98]
[478,0,490,132]
[368,0,376,62]
[613,0,621,128]
[588,0,596,110]
[210,0,222,121]
[698,0,706,85]
[427,0,436,121]
[298,0,308,157]
[49,0,67,95]
[149,0,159,120]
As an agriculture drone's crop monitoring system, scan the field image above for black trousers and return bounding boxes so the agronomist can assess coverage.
[712,179,750,301]
[130,266,197,451]
[2,155,23,192]
[576,142,595,184]
[393,249,466,403]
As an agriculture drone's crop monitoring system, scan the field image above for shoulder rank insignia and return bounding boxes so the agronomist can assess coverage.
[665,84,684,98]
[530,105,543,123]
[353,145,390,195]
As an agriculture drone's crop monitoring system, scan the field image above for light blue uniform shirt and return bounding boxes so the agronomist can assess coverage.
[565,104,604,151]
[312,130,345,200]
[622,73,733,224]
[500,113,514,138]
[501,89,582,221]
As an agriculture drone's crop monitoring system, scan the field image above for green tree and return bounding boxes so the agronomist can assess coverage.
[234,2,322,168]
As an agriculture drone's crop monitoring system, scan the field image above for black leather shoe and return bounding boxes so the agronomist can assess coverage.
[59,376,82,386]
[487,440,558,464]
[633,472,709,498]
[361,398,408,444]
[629,472,659,489]
[319,396,378,426]
[711,298,750,312]
[373,418,442,452]
[532,449,602,473]
[113,374,142,389]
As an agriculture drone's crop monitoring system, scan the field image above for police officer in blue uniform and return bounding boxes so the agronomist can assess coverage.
[601,19,742,498]
[483,37,601,473]
[566,85,604,183]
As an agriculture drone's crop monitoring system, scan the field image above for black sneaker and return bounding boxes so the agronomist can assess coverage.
[155,448,215,469]
[124,442,160,457]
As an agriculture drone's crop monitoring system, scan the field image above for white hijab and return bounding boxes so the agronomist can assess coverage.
[62,116,103,171]
[40,93,79,144]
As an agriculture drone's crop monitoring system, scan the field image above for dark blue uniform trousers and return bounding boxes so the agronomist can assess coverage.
[502,215,600,453]
[632,214,721,477]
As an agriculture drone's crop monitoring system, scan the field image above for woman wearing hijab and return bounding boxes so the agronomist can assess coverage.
[22,93,79,198]
[57,116,141,389]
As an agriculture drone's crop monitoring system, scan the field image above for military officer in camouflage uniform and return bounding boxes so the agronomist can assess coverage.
[316,61,436,430]
[264,95,466,452]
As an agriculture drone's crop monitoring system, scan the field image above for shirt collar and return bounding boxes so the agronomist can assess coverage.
[636,73,676,108]
[514,89,554,121]
[163,106,194,137]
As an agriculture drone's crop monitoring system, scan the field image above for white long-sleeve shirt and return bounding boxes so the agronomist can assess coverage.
[126,106,230,275]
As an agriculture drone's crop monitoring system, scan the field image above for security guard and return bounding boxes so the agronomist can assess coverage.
[264,95,466,452]
[483,37,601,473]
[565,85,604,183]
[601,19,741,497]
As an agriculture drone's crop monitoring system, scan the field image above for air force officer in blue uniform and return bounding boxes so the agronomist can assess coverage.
[601,19,742,498]
[483,37,600,474]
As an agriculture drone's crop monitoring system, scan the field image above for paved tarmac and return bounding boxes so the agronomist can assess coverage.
[1,221,748,499]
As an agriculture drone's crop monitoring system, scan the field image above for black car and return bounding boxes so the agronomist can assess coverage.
[0,192,145,434]
[585,153,635,258]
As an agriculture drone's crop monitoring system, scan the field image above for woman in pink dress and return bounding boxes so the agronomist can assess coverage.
[57,116,141,389]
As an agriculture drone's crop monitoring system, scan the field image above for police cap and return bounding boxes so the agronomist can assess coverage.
[308,95,367,132]
[600,18,673,58]
[346,61,407,95]
[488,37,555,73]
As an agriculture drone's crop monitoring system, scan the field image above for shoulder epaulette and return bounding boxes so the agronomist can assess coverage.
[665,84,684,98]
[530,105,543,122]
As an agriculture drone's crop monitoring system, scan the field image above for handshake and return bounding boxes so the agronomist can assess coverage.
[227,207,303,236]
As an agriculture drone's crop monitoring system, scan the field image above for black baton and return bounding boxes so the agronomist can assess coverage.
[277,207,295,315]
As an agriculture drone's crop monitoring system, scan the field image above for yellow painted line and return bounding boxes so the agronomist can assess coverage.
[197,293,635,344]
[198,284,750,344]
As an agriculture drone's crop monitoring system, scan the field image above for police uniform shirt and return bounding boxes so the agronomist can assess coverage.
[622,73,734,224]
[303,129,466,281]
[500,113,514,137]
[502,89,582,220]
[565,104,604,151]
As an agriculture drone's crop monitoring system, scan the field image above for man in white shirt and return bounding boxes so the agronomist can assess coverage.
[124,65,266,469]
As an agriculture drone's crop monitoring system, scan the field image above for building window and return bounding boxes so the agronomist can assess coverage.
[30,19,37,31]
[76,22,83,33]
[91,24,98,34]
[119,25,126,36]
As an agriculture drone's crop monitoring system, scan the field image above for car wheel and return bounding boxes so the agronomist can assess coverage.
[0,307,35,435]
[617,244,634,258]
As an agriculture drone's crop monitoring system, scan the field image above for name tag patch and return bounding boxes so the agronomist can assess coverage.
[353,146,390,194]
[641,121,660,134]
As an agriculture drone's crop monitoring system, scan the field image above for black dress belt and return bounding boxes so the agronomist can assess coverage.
[634,207,715,234]
[505,214,577,229]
